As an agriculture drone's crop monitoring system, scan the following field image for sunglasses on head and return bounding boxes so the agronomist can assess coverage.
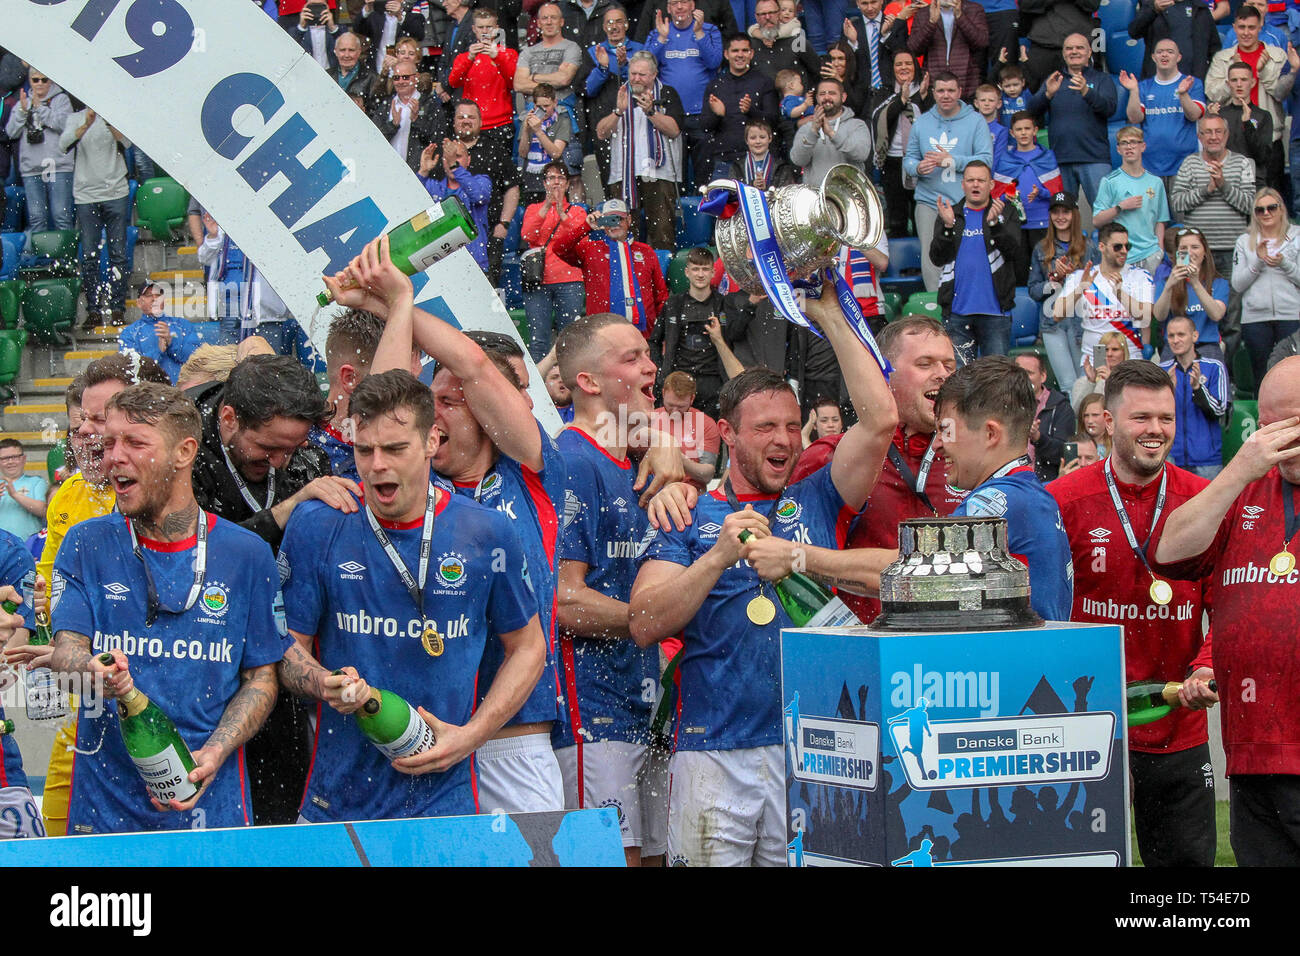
[1255,202,1280,215]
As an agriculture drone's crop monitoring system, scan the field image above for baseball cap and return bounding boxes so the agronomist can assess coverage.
[597,198,629,217]
[1048,192,1077,211]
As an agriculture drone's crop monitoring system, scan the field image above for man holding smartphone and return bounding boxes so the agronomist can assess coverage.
[294,0,340,71]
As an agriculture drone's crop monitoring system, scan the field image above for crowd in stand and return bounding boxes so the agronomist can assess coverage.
[1,0,1300,868]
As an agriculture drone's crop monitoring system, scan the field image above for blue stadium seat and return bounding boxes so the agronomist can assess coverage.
[2,186,25,232]
[1098,0,1136,34]
[1106,32,1145,78]
[1012,287,1040,347]
[880,236,925,297]
[655,248,671,279]
[499,252,523,309]
[0,236,18,281]
[679,196,713,248]
[1107,121,1126,170]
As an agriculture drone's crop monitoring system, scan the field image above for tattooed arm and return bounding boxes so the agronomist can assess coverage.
[155,663,278,812]
[277,629,372,715]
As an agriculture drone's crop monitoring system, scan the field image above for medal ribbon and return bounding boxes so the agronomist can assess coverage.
[887,438,939,513]
[990,455,1032,480]
[221,444,276,511]
[365,483,437,618]
[1103,458,1167,581]
[1282,480,1300,554]
[127,511,208,627]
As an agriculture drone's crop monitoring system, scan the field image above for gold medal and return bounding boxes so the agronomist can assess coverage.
[1149,578,1173,606]
[747,594,776,625]
[1270,550,1296,577]
[421,624,444,657]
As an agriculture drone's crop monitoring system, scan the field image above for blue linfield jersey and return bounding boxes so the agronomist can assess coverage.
[54,513,289,834]
[642,466,855,753]
[553,427,659,749]
[1138,75,1205,177]
[0,529,36,791]
[279,493,537,822]
[953,465,1074,622]
[438,418,563,726]
[309,423,359,483]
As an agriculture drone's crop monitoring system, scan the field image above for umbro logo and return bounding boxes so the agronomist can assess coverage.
[338,561,365,574]
[698,522,722,536]
[613,497,628,508]
[1088,527,1111,542]
[104,582,129,601]
[1242,505,1264,517]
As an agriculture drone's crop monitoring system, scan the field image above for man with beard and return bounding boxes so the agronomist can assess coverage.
[27,357,168,837]
[1048,360,1218,867]
[750,0,820,93]
[189,354,358,825]
[630,291,897,866]
[450,100,521,286]
[50,383,285,834]
[789,78,873,187]
[1152,355,1300,865]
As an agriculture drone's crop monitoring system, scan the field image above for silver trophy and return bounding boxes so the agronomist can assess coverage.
[872,516,1044,631]
[706,164,885,294]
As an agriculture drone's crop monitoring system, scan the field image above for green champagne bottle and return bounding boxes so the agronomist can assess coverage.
[97,652,199,803]
[1,718,13,735]
[737,529,861,628]
[1126,679,1217,727]
[316,195,478,306]
[356,687,438,760]
[3,595,68,721]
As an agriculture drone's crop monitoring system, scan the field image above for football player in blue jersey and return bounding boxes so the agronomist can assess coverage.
[310,309,427,483]
[630,290,898,866]
[551,310,685,867]
[0,551,45,839]
[323,236,572,814]
[275,368,547,822]
[935,355,1074,621]
[50,384,287,833]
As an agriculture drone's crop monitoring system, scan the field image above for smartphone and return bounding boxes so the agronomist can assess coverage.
[596,214,623,229]
[1176,249,1190,268]
[386,45,398,56]
[1063,441,1079,466]
[1093,344,1107,370]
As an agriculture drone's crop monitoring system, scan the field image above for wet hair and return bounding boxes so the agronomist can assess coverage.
[875,315,950,363]
[556,312,633,388]
[83,353,170,391]
[935,355,1034,445]
[718,367,796,426]
[349,368,437,436]
[176,345,238,389]
[220,353,332,429]
[326,310,385,372]
[662,370,697,397]
[106,382,202,446]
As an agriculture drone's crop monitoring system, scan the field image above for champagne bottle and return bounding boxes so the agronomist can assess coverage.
[1,718,13,735]
[97,652,199,803]
[353,684,437,760]
[737,529,861,628]
[3,595,68,721]
[316,196,478,305]
[1126,678,1218,727]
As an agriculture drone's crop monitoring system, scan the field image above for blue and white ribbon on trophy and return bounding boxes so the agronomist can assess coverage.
[701,179,892,379]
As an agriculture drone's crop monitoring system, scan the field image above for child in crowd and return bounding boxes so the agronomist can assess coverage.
[995,111,1065,283]
[777,69,813,124]
[975,83,1010,160]
[997,64,1030,128]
